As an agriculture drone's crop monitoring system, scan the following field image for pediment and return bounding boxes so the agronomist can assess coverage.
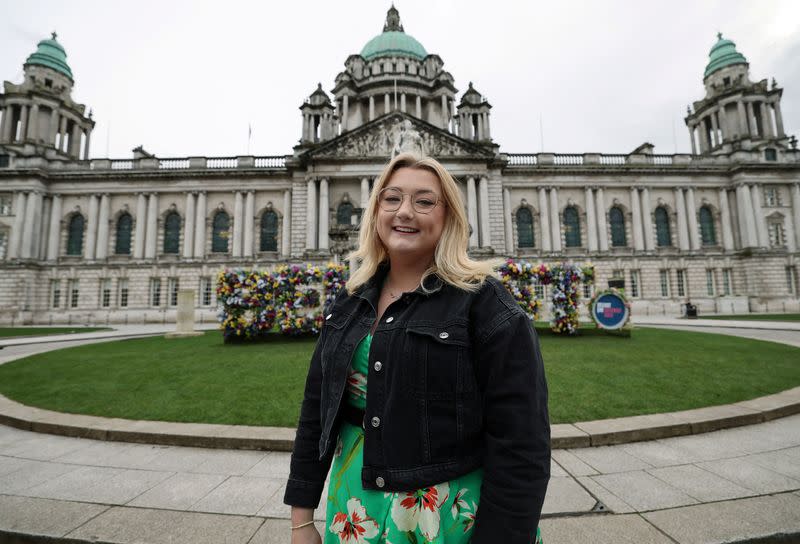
[304,112,494,160]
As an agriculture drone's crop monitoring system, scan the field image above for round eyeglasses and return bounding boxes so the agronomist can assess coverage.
[378,187,442,214]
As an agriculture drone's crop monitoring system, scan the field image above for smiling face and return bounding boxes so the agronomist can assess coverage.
[376,166,447,263]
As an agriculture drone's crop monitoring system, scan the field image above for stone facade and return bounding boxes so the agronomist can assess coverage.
[0,14,798,325]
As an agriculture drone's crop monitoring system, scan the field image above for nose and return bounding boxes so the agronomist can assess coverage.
[395,194,415,218]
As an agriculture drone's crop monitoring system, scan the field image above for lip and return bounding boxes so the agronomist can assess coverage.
[392,226,420,234]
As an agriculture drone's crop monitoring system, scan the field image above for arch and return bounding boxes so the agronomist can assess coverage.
[655,206,671,247]
[699,205,716,245]
[212,211,230,253]
[563,205,581,247]
[66,214,84,256]
[516,206,535,248]
[260,209,279,252]
[163,211,181,254]
[115,212,132,255]
[609,206,627,247]
[337,200,354,226]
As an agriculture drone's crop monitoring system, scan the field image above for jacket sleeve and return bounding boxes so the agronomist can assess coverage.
[471,310,551,544]
[283,328,336,508]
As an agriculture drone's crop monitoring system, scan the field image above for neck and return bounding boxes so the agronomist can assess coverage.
[386,252,432,290]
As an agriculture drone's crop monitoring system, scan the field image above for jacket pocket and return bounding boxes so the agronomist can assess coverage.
[320,312,348,373]
[404,322,469,397]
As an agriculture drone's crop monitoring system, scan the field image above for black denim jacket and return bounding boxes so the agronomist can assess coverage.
[284,267,550,543]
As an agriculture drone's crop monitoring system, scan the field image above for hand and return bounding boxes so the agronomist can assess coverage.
[291,523,322,544]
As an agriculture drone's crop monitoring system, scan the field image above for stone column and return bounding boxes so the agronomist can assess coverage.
[194,191,207,257]
[319,178,329,251]
[538,187,551,252]
[503,188,513,253]
[96,193,110,259]
[306,179,317,250]
[18,105,28,142]
[549,187,562,251]
[710,111,719,147]
[360,177,370,211]
[631,187,644,251]
[369,96,375,121]
[688,124,697,154]
[675,188,689,250]
[134,193,147,259]
[48,109,58,145]
[342,95,349,131]
[232,191,243,257]
[641,187,654,251]
[69,122,81,157]
[38,196,50,260]
[83,128,92,159]
[183,192,195,258]
[736,101,747,137]
[791,184,800,252]
[28,104,39,141]
[735,184,757,248]
[717,106,728,142]
[595,187,608,251]
[698,118,709,153]
[466,176,478,247]
[47,193,62,260]
[416,95,422,118]
[0,106,8,142]
[400,93,406,113]
[685,187,700,250]
[21,191,39,258]
[84,194,99,260]
[478,177,491,248]
[58,116,68,152]
[746,102,757,137]
[774,101,785,137]
[145,193,158,259]
[477,114,484,140]
[764,103,776,138]
[243,191,254,257]
[282,189,291,257]
[750,185,768,247]
[440,95,448,129]
[585,187,597,251]
[384,94,390,114]
[8,192,26,258]
[719,188,735,251]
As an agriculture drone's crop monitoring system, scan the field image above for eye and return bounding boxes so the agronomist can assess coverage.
[383,195,402,203]
[416,198,435,207]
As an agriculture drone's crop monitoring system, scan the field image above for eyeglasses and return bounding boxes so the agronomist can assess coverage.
[378,187,442,214]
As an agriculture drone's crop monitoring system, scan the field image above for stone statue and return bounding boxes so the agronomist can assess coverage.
[391,119,426,157]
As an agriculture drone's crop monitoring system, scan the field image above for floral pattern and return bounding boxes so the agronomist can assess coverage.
[329,498,379,544]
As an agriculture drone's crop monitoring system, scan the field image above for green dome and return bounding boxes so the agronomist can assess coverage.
[25,32,73,80]
[704,33,747,78]
[360,6,427,61]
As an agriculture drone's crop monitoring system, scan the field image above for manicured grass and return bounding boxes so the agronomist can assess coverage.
[702,313,800,322]
[0,328,798,426]
[0,327,112,338]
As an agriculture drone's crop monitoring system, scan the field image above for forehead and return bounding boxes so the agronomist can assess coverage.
[385,167,441,193]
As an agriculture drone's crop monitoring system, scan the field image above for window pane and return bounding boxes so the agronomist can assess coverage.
[260,210,278,251]
[516,207,534,248]
[610,207,626,247]
[337,202,354,225]
[164,212,181,254]
[699,207,716,245]
[212,212,229,253]
[115,213,132,255]
[67,215,84,255]
[564,207,581,247]
[655,207,671,247]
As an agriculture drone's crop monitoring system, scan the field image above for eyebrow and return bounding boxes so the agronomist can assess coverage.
[383,187,438,195]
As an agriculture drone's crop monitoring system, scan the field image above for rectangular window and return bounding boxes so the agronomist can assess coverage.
[150,278,161,307]
[768,222,785,248]
[764,187,777,207]
[51,279,61,308]
[101,278,112,308]
[706,269,715,296]
[787,267,798,296]
[200,276,212,306]
[69,279,79,308]
[676,269,687,298]
[0,195,11,215]
[659,270,670,297]
[119,278,129,307]
[0,230,7,260]
[722,269,732,296]
[582,283,592,300]
[168,278,179,307]
[629,270,640,298]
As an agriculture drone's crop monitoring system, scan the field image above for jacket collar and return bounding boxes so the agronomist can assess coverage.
[355,262,444,308]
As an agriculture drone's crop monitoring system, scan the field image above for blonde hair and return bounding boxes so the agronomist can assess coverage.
[346,153,500,294]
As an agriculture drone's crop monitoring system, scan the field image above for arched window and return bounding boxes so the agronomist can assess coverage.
[564,206,581,247]
[516,207,534,248]
[699,206,716,245]
[609,206,627,247]
[115,213,132,255]
[260,210,278,252]
[67,214,84,256]
[655,206,671,247]
[212,211,229,253]
[163,212,181,254]
[337,201,354,225]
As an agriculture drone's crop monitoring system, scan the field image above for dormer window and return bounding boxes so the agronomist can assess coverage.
[45,78,53,88]
[723,76,731,86]
[765,148,777,161]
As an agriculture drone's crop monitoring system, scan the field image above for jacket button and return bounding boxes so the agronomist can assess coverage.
[371,416,381,428]
[439,331,449,339]
[374,361,382,371]
[325,313,333,320]
[375,476,385,488]
[385,316,394,323]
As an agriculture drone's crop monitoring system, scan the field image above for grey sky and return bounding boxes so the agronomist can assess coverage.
[2,0,798,159]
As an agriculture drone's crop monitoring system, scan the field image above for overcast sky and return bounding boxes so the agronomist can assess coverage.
[2,0,798,159]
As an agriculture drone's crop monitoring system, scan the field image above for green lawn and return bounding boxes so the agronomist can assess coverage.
[0,327,112,338]
[0,328,798,426]
[702,313,800,322]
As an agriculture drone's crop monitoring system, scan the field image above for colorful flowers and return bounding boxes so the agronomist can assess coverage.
[329,497,379,544]
[390,483,450,541]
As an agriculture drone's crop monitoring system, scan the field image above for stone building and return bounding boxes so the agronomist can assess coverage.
[0,8,798,325]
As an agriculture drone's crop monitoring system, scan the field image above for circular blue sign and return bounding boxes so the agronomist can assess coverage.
[592,292,629,330]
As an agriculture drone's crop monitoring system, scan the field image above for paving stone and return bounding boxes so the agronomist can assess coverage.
[589,470,699,511]
[538,513,674,544]
[95,442,173,469]
[128,472,228,510]
[0,433,87,461]
[0,459,79,494]
[667,404,762,434]
[190,475,283,515]
[256,484,291,519]
[128,445,217,472]
[574,413,689,446]
[248,518,325,544]
[747,450,800,480]
[243,452,292,478]
[0,495,109,537]
[621,439,697,468]
[646,464,754,502]
[551,449,598,476]
[550,424,590,448]
[697,456,800,494]
[541,476,597,515]
[189,449,266,475]
[83,468,174,504]
[657,430,748,462]
[575,476,635,514]
[643,492,800,544]
[51,438,139,466]
[569,446,653,474]
[0,454,32,477]
[22,465,124,500]
[68,505,263,544]
[550,459,568,477]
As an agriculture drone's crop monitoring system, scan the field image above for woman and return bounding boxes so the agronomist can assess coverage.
[284,153,549,543]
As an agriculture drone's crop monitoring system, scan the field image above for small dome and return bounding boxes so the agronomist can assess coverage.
[704,33,747,79]
[25,32,73,80]
[360,6,427,61]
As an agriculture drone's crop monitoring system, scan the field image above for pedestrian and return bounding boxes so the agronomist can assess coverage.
[285,152,550,543]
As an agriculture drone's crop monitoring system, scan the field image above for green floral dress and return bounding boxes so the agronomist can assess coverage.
[325,334,544,544]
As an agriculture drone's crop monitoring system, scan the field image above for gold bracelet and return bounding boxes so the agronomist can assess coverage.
[291,520,315,530]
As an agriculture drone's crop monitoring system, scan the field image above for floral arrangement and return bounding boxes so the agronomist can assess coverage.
[217,263,347,341]
[498,259,595,335]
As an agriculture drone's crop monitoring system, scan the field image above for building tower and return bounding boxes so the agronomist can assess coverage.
[0,33,95,161]
[685,33,788,159]
[299,83,337,145]
[456,82,492,142]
